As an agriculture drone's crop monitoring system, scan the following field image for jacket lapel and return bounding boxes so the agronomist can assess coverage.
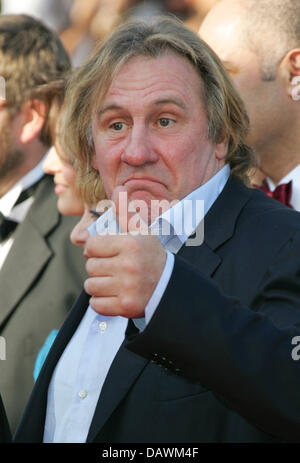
[0,176,59,329]
[87,325,148,442]
[177,175,252,276]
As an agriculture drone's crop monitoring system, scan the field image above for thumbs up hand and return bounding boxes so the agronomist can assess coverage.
[84,187,167,318]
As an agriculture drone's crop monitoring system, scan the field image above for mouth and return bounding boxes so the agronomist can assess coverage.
[54,182,68,195]
[122,177,165,189]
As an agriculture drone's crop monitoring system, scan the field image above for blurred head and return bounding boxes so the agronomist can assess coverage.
[70,204,101,248]
[61,16,255,213]
[200,0,300,165]
[0,14,71,193]
[37,77,106,215]
[43,145,84,216]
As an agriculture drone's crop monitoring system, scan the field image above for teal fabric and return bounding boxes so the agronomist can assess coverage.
[33,330,58,382]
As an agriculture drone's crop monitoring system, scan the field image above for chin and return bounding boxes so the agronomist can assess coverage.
[57,198,83,217]
[128,190,172,225]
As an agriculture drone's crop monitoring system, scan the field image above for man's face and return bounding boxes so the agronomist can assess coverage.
[91,53,227,220]
[0,106,24,182]
[199,0,287,157]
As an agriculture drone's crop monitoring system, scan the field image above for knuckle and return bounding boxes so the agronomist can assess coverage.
[119,294,138,314]
[89,297,101,313]
[122,257,137,275]
[86,258,97,276]
[125,235,139,253]
[84,278,92,294]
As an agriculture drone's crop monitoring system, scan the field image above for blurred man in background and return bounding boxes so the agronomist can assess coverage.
[0,14,86,433]
[200,0,300,209]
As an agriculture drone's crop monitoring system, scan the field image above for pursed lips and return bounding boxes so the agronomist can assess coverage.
[122,177,165,187]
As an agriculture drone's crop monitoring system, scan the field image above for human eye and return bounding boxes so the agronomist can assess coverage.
[158,117,174,128]
[110,121,125,131]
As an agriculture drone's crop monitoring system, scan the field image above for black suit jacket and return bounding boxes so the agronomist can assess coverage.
[0,174,86,433]
[14,176,300,442]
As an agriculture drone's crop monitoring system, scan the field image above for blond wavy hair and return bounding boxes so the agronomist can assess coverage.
[61,16,256,191]
[34,78,106,206]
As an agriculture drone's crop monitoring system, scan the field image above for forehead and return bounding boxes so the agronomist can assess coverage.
[98,53,205,110]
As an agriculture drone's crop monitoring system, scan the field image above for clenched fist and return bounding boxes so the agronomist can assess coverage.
[84,187,167,318]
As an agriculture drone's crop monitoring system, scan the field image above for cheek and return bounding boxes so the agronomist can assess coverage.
[95,145,121,187]
[58,187,84,215]
[61,164,77,187]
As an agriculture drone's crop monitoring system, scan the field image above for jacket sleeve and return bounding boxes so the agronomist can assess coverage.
[125,230,300,441]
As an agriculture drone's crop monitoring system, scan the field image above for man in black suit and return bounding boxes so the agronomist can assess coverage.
[0,15,86,433]
[15,18,300,443]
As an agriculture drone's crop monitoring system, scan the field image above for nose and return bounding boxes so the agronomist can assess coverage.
[121,124,158,166]
[43,146,62,175]
[70,216,90,248]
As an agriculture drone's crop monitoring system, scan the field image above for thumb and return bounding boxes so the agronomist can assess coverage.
[112,186,149,235]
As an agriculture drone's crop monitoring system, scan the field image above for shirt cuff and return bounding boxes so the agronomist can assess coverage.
[144,251,175,326]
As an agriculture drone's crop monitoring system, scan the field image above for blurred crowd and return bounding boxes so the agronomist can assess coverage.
[1,0,218,65]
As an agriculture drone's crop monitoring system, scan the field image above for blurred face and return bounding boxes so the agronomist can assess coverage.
[43,146,84,216]
[70,204,101,249]
[91,53,227,223]
[199,0,288,155]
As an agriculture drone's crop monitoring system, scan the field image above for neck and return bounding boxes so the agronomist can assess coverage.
[0,148,47,198]
[258,128,300,185]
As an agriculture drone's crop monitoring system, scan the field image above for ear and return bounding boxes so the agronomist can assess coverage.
[18,99,47,144]
[281,49,300,101]
[215,133,228,161]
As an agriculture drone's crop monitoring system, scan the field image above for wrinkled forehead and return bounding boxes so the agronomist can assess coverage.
[94,51,206,114]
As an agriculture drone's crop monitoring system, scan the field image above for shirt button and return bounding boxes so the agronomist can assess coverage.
[99,321,107,332]
[78,390,88,399]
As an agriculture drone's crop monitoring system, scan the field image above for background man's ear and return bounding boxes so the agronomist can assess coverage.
[19,99,47,144]
[283,49,300,101]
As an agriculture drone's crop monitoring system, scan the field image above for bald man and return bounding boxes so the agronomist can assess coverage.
[200,0,300,210]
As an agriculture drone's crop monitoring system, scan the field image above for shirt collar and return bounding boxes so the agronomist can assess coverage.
[157,164,230,243]
[266,164,300,191]
[89,164,230,242]
[266,164,300,210]
[0,152,47,217]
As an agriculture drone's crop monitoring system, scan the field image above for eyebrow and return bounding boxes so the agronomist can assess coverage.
[153,98,187,110]
[97,104,122,118]
[97,98,187,118]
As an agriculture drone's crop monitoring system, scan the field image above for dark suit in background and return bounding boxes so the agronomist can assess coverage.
[15,177,300,443]
[0,174,86,433]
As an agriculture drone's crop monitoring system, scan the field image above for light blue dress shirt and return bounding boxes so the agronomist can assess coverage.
[43,165,230,443]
